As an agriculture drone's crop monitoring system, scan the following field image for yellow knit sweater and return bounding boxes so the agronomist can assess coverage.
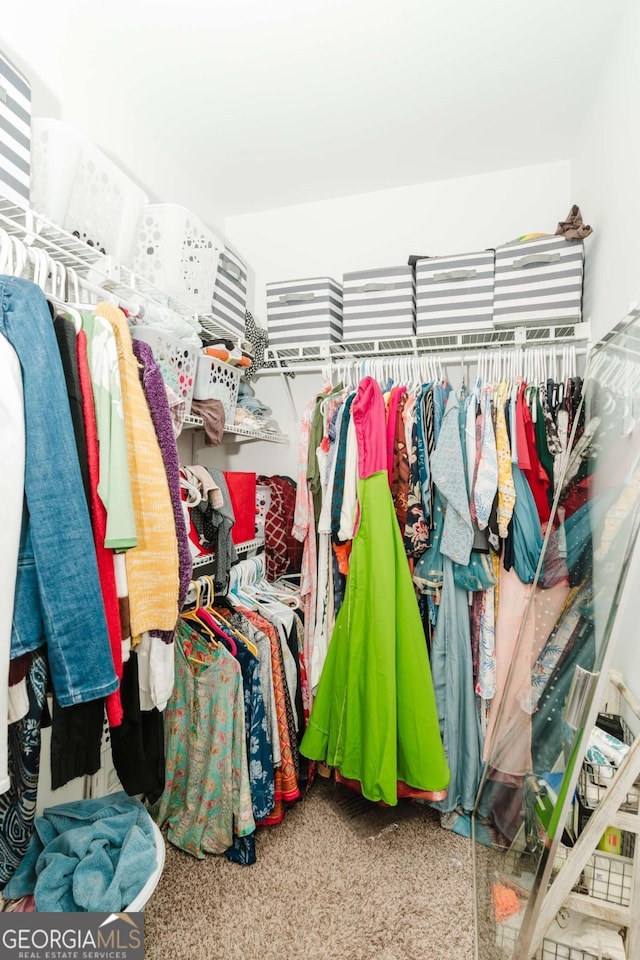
[96,303,179,640]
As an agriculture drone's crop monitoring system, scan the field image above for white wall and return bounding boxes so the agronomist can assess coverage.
[223,160,572,477]
[225,160,572,323]
[571,3,640,695]
[570,3,640,340]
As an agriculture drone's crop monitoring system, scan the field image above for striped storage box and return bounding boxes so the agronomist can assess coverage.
[415,251,494,334]
[494,235,584,326]
[211,247,247,337]
[266,277,342,347]
[0,52,30,208]
[342,266,415,341]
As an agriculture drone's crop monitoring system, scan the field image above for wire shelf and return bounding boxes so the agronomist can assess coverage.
[236,537,266,554]
[191,538,265,569]
[263,321,591,372]
[184,416,288,443]
[182,415,204,429]
[223,423,289,444]
[0,198,238,343]
[191,553,215,569]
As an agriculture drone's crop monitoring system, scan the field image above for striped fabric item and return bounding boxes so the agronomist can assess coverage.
[342,266,415,341]
[494,235,584,326]
[415,251,495,334]
[0,52,30,208]
[266,277,343,347]
[211,247,247,337]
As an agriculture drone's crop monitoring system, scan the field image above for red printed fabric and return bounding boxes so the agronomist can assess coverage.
[77,330,123,728]
[260,478,288,580]
[517,383,551,524]
[279,477,303,574]
[257,476,302,579]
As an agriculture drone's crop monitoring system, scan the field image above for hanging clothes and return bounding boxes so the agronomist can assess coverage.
[96,303,180,641]
[292,397,319,694]
[151,620,255,859]
[300,378,450,806]
[2,279,118,709]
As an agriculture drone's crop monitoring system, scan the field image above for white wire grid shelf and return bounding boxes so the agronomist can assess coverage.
[0,199,237,344]
[263,321,592,373]
[191,538,265,568]
[182,415,288,444]
[223,423,289,443]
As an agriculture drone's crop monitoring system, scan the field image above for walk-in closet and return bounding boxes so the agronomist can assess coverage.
[1,2,640,959]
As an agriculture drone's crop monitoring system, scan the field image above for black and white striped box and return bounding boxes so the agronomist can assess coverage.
[494,236,584,326]
[415,251,494,334]
[266,277,343,346]
[211,247,248,337]
[342,266,415,341]
[0,52,30,208]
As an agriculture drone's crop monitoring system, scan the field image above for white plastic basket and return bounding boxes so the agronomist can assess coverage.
[30,118,148,266]
[131,326,198,416]
[193,355,241,424]
[126,817,165,913]
[133,204,223,312]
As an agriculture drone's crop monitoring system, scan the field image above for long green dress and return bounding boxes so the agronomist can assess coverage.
[300,377,450,806]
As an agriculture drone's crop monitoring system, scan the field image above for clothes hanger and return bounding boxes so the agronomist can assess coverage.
[47,260,84,334]
[10,236,27,277]
[182,602,222,645]
[208,579,259,656]
[228,564,259,609]
[194,605,238,652]
[0,228,11,273]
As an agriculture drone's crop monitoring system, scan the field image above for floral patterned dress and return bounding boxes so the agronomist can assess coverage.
[151,621,255,858]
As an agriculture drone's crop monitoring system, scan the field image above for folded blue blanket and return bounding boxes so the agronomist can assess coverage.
[4,792,157,912]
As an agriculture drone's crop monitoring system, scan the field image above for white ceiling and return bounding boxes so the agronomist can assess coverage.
[2,0,628,224]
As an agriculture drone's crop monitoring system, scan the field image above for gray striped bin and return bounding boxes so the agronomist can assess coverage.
[212,247,248,337]
[266,277,343,347]
[0,51,30,208]
[494,236,584,326]
[415,251,495,334]
[342,266,415,341]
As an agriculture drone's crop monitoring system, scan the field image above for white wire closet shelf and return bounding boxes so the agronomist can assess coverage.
[182,415,288,444]
[263,321,592,374]
[0,199,238,344]
[191,538,265,568]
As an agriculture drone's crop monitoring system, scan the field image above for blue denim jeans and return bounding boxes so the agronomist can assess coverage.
[1,276,117,706]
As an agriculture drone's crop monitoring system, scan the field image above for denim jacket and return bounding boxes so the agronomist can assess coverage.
[1,276,117,706]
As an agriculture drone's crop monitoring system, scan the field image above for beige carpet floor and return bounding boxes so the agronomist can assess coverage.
[144,779,475,960]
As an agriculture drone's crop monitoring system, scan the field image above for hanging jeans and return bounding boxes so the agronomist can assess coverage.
[0,276,117,706]
[0,333,25,794]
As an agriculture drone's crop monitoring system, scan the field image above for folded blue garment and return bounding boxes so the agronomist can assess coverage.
[4,792,157,912]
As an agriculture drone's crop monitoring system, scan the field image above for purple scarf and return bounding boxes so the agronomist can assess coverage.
[132,340,192,626]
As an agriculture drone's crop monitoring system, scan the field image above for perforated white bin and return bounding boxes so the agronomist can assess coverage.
[193,355,242,424]
[133,204,224,312]
[30,118,148,265]
[131,326,198,416]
